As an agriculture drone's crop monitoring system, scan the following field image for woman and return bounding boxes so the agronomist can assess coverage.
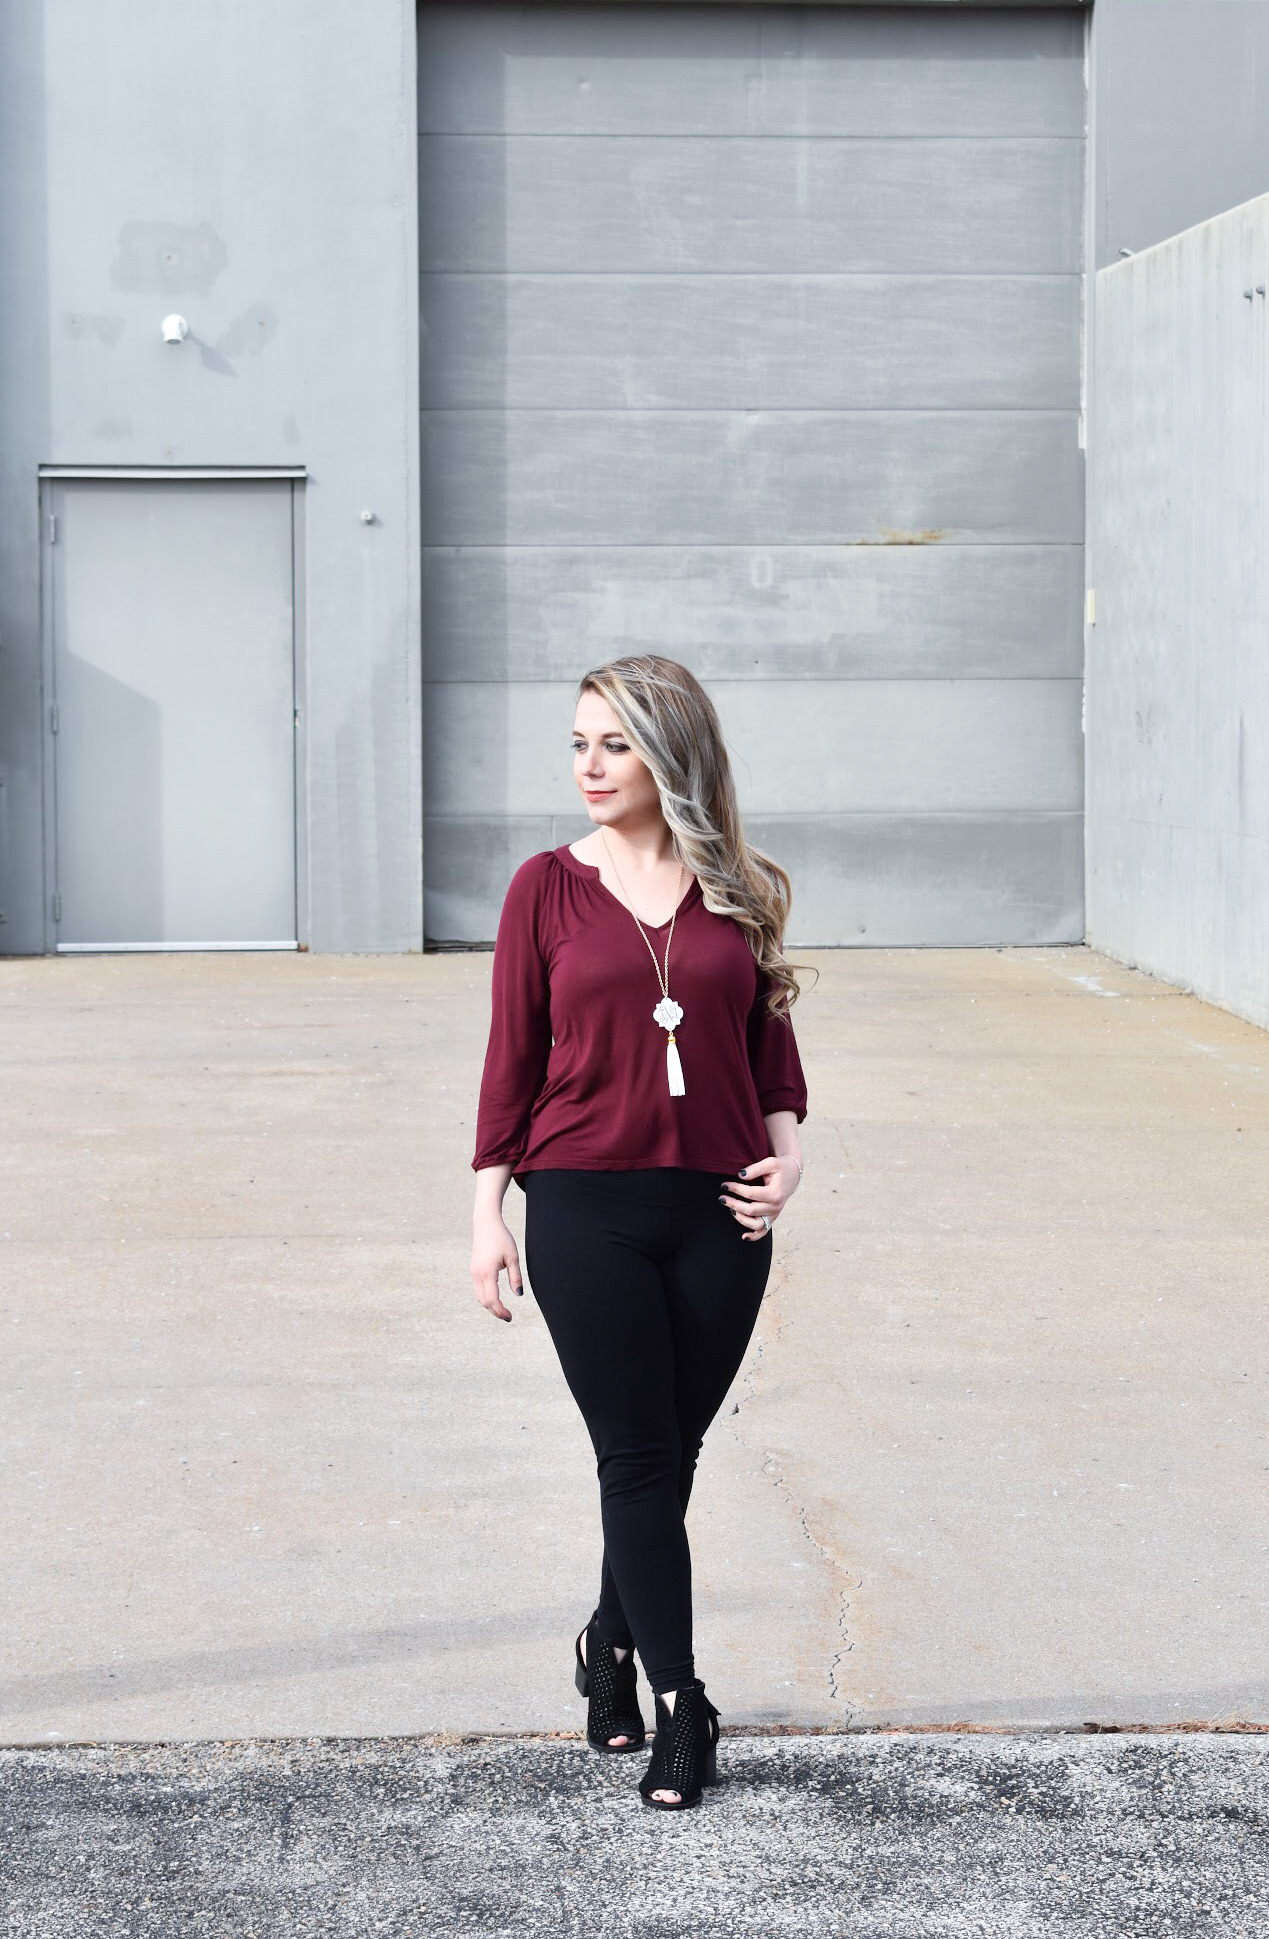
[469,655,812,1811]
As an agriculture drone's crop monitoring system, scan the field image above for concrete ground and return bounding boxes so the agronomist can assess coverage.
[4,1733,1269,1937]
[1,942,1267,1742]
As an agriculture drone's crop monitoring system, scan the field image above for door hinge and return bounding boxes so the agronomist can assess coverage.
[47,513,57,544]
[49,703,59,735]
[52,893,62,924]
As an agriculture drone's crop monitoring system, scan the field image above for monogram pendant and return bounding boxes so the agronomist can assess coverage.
[652,996,684,1031]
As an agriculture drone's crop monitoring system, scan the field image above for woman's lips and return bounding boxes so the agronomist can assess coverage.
[584,790,616,799]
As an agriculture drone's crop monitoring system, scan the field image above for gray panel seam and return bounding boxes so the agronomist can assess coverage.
[422,677,1086,684]
[417,134,1087,144]
[420,271,1084,280]
[418,542,1085,551]
[433,810,1084,821]
[419,408,1083,418]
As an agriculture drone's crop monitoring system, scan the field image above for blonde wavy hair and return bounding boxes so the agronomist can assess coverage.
[576,655,817,1020]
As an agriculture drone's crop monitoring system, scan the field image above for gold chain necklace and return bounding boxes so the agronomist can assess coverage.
[599,828,687,1097]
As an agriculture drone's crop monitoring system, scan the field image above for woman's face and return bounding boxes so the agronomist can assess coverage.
[572,691,661,827]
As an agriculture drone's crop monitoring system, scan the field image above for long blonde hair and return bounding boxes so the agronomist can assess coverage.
[576,655,817,1020]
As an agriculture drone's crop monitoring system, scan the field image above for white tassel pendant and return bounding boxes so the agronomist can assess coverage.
[652,997,686,1097]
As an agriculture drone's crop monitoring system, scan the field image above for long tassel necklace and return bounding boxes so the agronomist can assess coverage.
[600,829,687,1097]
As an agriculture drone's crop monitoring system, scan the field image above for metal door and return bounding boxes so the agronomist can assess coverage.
[45,476,298,950]
[419,3,1087,947]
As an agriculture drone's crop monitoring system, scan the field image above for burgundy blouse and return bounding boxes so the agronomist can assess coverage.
[471,844,808,1189]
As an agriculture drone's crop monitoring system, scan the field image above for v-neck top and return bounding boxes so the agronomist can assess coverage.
[471,843,808,1189]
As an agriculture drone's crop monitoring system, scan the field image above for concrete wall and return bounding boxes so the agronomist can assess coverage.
[1086,192,1269,1027]
[5,1,1269,956]
[0,2,422,955]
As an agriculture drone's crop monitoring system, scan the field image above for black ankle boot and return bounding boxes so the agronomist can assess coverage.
[574,1613,646,1753]
[638,1678,720,1809]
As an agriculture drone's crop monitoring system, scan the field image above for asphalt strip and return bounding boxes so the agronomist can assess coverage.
[3,1731,1269,1937]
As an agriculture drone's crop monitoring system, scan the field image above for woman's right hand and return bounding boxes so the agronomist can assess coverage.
[470,1210,524,1323]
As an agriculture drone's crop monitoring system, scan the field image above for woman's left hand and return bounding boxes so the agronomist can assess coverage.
[720,1154,800,1241]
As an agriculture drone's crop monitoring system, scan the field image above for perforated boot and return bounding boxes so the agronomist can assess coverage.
[574,1612,646,1753]
[637,1678,720,1809]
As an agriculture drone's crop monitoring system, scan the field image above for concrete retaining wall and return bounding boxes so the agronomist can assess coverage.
[1087,192,1269,1026]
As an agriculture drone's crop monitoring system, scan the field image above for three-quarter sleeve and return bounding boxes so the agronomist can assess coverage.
[746,970,809,1123]
[471,856,553,1171]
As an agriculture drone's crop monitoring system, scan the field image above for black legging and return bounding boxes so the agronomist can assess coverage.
[522,1167,772,1695]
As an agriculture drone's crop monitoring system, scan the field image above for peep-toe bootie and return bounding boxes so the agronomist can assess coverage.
[574,1613,646,1753]
[638,1678,720,1810]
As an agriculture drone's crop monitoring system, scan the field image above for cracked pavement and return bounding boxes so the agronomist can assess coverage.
[2,942,1268,1741]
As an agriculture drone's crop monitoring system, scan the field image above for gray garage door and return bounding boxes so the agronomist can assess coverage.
[419,3,1085,946]
[45,476,298,950]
